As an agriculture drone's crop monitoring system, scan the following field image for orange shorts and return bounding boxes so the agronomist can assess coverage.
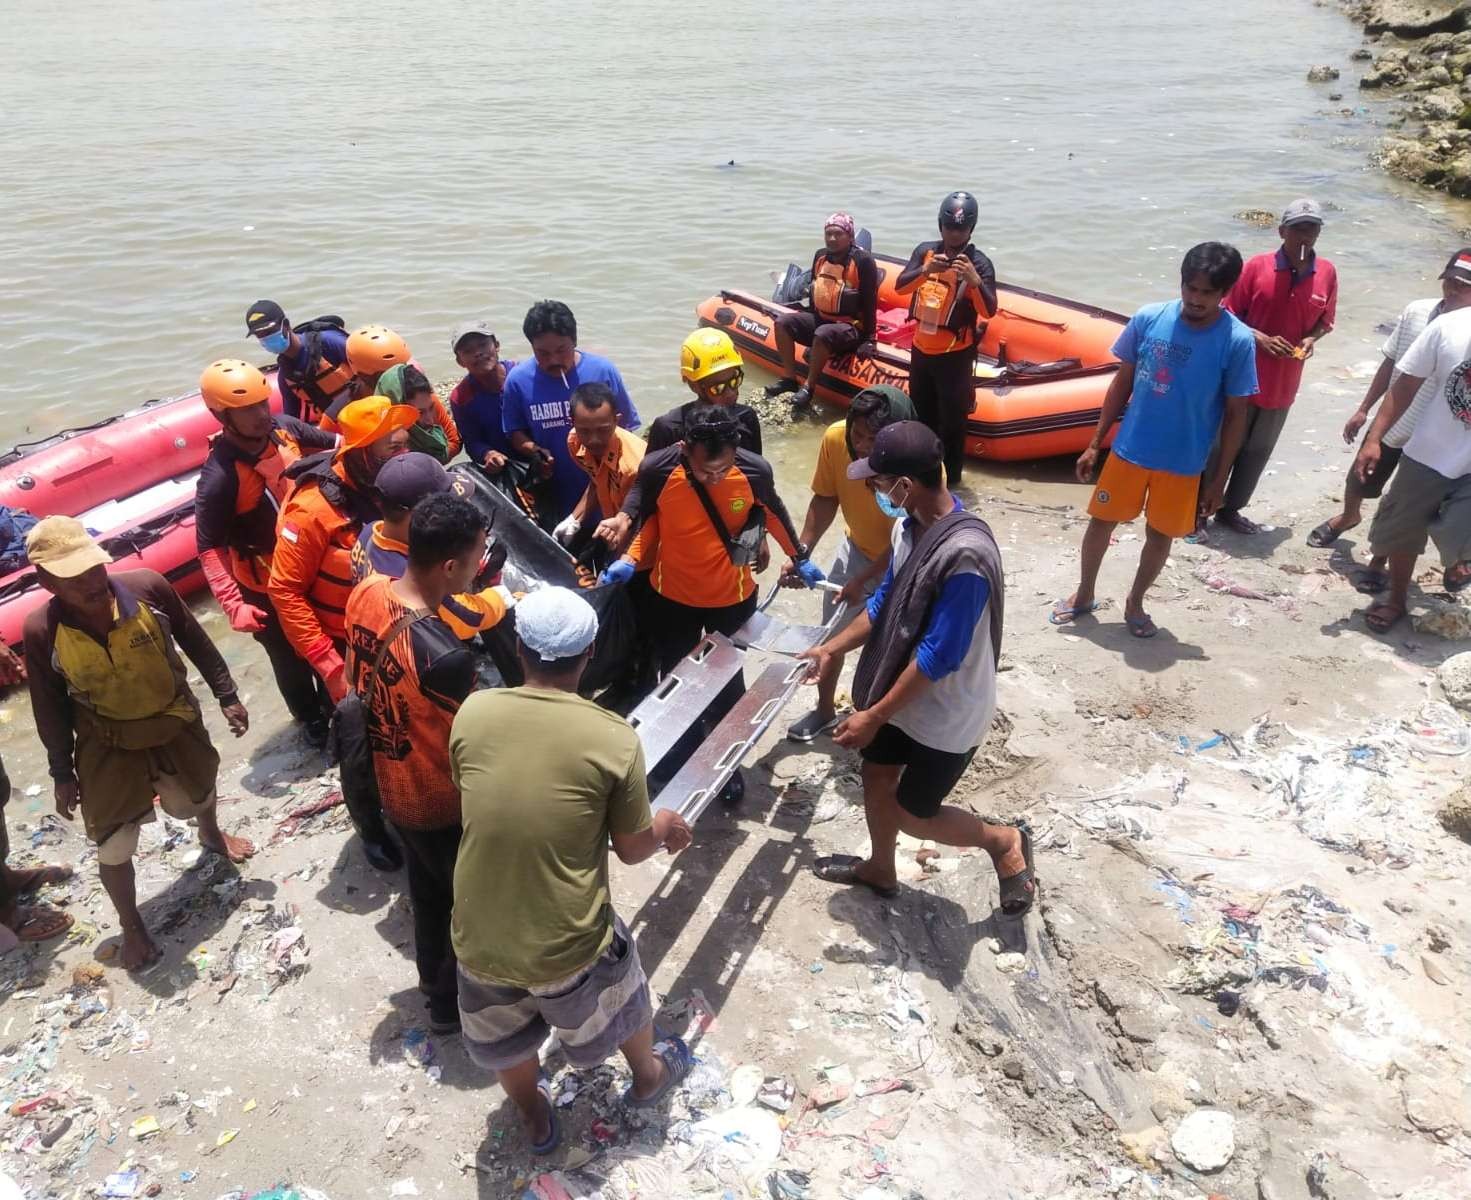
[1087,454,1199,538]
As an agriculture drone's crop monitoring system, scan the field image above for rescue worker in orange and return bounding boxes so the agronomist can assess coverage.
[246,301,357,424]
[767,213,880,408]
[555,382,647,552]
[893,191,998,486]
[599,406,822,671]
[195,360,339,744]
[318,325,414,431]
[269,396,417,704]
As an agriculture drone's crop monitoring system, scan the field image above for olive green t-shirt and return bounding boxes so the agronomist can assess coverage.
[449,686,652,988]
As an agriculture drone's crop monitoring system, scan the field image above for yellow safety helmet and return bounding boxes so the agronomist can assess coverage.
[346,325,412,375]
[200,359,272,413]
[680,328,743,383]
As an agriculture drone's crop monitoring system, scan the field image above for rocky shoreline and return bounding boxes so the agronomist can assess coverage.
[1336,1,1471,195]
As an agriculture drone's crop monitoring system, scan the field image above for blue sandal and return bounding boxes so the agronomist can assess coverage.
[622,1035,693,1109]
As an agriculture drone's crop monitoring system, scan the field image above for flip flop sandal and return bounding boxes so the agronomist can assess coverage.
[787,710,840,743]
[1126,613,1158,639]
[1353,570,1389,595]
[1215,512,1261,535]
[1048,599,1101,626]
[763,377,800,398]
[530,1077,561,1156]
[1443,563,1471,593]
[13,906,74,943]
[812,854,900,899]
[623,1035,693,1109]
[1306,519,1353,549]
[997,827,1038,917]
[10,864,74,894]
[1182,525,1210,545]
[1363,605,1405,635]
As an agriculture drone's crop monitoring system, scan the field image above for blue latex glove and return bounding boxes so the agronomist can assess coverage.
[795,558,826,589]
[599,559,636,587]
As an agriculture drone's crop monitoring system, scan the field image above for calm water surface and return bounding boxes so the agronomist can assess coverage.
[2,0,1469,481]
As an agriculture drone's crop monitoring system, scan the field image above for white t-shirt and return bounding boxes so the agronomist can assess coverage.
[1381,298,1442,449]
[885,515,998,755]
[1396,305,1471,479]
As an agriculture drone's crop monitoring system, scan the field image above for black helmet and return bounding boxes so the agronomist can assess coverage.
[938,191,979,231]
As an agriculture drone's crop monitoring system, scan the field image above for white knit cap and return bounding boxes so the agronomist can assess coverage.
[517,586,598,662]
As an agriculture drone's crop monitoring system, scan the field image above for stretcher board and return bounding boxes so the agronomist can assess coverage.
[626,633,745,773]
[651,658,809,825]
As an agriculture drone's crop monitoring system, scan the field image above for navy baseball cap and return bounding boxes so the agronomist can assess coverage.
[245,300,286,337]
[374,452,451,508]
[847,420,943,480]
[1440,248,1471,284]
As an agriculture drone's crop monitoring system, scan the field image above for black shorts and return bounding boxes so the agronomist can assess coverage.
[1351,443,1403,500]
[860,722,976,819]
[776,310,863,356]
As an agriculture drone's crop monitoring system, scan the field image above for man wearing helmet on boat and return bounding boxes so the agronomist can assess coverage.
[245,300,356,425]
[195,359,339,746]
[766,212,880,409]
[268,396,418,705]
[892,192,998,487]
[324,325,415,428]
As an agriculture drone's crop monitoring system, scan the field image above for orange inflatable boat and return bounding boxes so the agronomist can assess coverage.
[696,251,1128,461]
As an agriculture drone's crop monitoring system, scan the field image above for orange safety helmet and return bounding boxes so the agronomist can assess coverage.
[200,359,273,413]
[346,325,411,375]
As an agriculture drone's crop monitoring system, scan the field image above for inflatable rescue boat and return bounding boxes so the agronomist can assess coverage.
[697,251,1128,462]
[0,373,285,647]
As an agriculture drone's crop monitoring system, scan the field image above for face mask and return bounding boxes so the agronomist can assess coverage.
[260,330,289,354]
[875,481,908,520]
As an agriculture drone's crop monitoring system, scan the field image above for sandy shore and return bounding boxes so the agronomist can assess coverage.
[3,352,1471,1198]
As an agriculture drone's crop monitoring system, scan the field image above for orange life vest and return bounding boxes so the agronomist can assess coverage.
[226,430,311,591]
[812,253,863,325]
[911,251,975,355]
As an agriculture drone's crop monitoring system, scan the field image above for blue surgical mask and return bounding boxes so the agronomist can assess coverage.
[260,330,290,354]
[875,482,908,520]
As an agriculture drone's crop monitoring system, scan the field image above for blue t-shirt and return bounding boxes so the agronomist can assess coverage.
[1110,301,1259,475]
[500,352,641,519]
[449,361,517,466]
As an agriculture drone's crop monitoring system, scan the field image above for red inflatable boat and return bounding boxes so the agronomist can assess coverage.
[1,371,285,648]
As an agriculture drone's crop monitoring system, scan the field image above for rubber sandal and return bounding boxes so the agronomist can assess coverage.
[1363,603,1405,635]
[787,710,840,743]
[790,387,813,407]
[1048,599,1101,626]
[1215,511,1261,535]
[763,377,799,398]
[1126,613,1158,639]
[623,1035,693,1109]
[1306,519,1352,549]
[530,1077,561,1155]
[1182,523,1210,545]
[1353,569,1388,595]
[998,827,1037,917]
[1443,562,1471,593]
[8,864,74,895]
[812,854,899,899]
[12,906,74,943]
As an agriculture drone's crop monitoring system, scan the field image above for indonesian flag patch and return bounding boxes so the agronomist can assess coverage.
[280,524,300,544]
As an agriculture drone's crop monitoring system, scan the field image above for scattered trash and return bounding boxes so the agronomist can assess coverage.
[729,1063,765,1106]
[103,1171,141,1199]
[128,1115,160,1139]
[390,1181,419,1198]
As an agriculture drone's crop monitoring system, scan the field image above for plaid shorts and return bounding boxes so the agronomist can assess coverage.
[457,914,652,1071]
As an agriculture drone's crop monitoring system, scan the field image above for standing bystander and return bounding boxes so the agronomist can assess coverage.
[451,588,694,1155]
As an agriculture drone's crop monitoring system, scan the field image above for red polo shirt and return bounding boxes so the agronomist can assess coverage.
[1224,248,1337,409]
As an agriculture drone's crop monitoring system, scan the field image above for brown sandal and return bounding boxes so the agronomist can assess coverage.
[1363,603,1405,634]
